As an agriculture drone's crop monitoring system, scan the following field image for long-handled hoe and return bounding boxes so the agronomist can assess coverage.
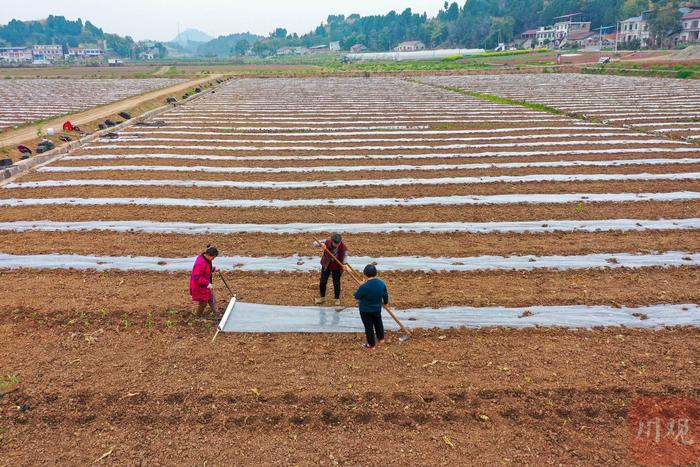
[313,239,411,342]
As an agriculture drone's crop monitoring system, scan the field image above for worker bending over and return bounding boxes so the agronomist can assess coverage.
[354,264,389,350]
[315,232,347,306]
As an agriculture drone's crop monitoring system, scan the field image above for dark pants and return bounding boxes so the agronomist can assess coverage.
[195,292,217,316]
[320,268,342,299]
[360,312,384,347]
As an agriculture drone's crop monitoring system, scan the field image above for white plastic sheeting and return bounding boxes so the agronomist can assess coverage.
[101,132,638,144]
[38,158,700,174]
[0,251,697,273]
[219,302,700,332]
[83,139,683,152]
[62,147,700,162]
[118,126,606,136]
[1,218,697,235]
[1,192,699,208]
[8,172,700,190]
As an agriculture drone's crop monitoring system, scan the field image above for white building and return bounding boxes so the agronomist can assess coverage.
[329,41,341,51]
[536,27,556,46]
[32,44,63,62]
[394,41,426,52]
[553,13,591,44]
[68,47,104,59]
[276,46,309,56]
[0,47,32,62]
[618,11,651,46]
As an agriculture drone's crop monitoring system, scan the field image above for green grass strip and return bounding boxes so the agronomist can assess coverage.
[412,79,564,116]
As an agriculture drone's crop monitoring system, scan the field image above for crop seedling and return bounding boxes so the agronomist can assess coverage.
[146,312,154,329]
[164,320,174,329]
[575,201,586,214]
[0,374,19,388]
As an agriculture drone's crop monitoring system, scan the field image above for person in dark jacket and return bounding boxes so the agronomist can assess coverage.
[189,245,219,317]
[315,232,347,306]
[353,264,388,350]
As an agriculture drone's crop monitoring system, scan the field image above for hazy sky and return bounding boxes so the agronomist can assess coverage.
[2,1,446,41]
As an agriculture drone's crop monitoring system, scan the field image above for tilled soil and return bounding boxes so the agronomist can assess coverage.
[53,151,700,168]
[2,180,698,202]
[2,268,698,318]
[3,230,700,258]
[1,322,699,465]
[21,162,700,183]
[2,200,698,224]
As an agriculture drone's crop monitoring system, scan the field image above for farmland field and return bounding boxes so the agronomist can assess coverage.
[423,74,700,140]
[1,75,699,464]
[0,78,185,131]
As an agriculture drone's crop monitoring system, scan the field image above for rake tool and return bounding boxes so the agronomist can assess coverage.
[313,239,411,341]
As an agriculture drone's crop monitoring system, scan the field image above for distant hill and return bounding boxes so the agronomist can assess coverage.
[196,32,262,57]
[0,15,104,48]
[173,28,213,44]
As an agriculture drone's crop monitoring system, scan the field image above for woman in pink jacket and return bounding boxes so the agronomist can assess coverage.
[189,245,219,317]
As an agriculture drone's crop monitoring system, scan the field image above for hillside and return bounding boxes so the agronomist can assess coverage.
[196,32,263,57]
[173,28,213,43]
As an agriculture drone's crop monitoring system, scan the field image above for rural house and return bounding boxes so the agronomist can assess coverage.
[536,26,556,46]
[553,13,591,43]
[67,47,104,60]
[680,8,700,43]
[619,11,652,47]
[0,46,32,62]
[515,29,537,48]
[276,46,309,55]
[309,44,330,53]
[32,44,63,62]
[394,41,425,52]
[350,43,367,53]
[563,30,599,48]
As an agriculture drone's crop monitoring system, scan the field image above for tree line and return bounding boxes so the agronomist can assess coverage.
[233,0,699,54]
[0,15,166,58]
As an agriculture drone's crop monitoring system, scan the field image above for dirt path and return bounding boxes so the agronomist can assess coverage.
[152,65,170,76]
[0,75,222,150]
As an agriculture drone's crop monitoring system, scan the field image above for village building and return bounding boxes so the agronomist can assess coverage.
[67,47,104,60]
[536,27,556,46]
[350,43,367,53]
[619,11,652,47]
[680,8,700,43]
[553,13,591,44]
[138,42,161,60]
[515,29,537,48]
[329,41,341,51]
[0,46,32,62]
[32,44,63,62]
[309,44,330,53]
[276,46,309,56]
[563,30,599,48]
[393,41,425,52]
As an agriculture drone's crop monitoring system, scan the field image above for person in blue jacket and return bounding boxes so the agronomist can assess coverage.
[353,264,389,350]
